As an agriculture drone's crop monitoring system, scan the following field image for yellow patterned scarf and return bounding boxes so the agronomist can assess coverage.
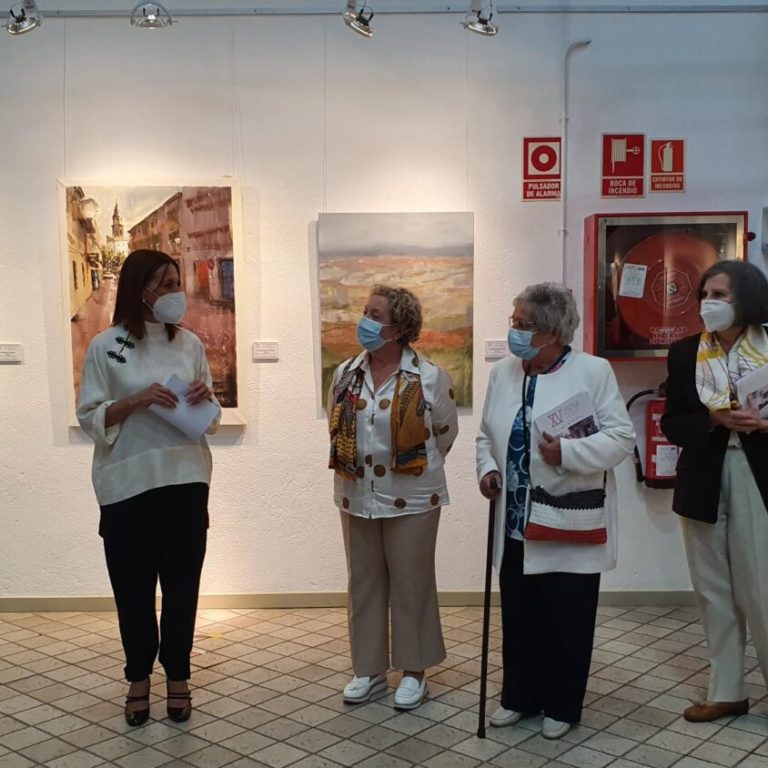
[390,370,429,475]
[696,326,768,412]
[328,354,429,479]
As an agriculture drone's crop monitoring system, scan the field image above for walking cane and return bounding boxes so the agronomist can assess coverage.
[477,486,497,739]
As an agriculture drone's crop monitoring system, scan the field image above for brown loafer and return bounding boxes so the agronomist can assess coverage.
[683,699,748,722]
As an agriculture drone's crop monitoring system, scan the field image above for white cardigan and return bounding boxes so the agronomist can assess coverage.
[476,351,635,575]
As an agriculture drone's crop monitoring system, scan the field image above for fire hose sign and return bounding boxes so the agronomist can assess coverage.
[602,134,644,198]
[650,139,685,193]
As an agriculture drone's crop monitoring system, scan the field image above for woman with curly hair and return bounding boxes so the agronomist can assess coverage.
[328,284,458,711]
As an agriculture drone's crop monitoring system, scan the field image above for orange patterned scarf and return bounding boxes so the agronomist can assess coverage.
[328,355,429,479]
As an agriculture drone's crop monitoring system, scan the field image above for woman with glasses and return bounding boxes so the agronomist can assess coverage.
[476,282,634,739]
[77,249,220,727]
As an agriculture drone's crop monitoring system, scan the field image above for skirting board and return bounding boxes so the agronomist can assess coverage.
[0,590,695,613]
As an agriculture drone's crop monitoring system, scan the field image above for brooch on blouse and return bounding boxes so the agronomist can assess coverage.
[106,335,135,364]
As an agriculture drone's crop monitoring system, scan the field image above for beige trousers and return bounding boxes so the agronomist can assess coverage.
[681,446,768,702]
[340,508,446,677]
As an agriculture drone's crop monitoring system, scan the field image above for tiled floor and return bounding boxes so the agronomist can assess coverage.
[0,605,767,768]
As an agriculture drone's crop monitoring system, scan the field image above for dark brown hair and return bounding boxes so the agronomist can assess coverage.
[698,260,768,328]
[112,250,180,340]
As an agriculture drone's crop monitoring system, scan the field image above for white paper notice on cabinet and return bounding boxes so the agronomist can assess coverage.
[654,444,680,478]
[618,263,648,298]
[148,374,220,439]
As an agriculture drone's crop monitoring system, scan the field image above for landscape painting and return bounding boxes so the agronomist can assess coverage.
[318,212,474,406]
[62,183,239,411]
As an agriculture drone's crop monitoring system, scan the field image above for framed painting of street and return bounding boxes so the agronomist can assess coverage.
[59,181,245,425]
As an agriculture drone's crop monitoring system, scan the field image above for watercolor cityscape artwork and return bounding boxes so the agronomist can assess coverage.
[63,184,238,409]
[318,212,474,406]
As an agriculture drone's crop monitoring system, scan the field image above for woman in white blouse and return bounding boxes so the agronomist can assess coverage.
[328,285,458,711]
[476,283,634,739]
[77,249,220,727]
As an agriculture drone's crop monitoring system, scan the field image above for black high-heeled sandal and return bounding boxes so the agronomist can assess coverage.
[167,688,192,723]
[124,680,150,727]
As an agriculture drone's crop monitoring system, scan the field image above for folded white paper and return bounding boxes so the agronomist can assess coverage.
[735,364,768,418]
[148,374,219,439]
[534,391,599,439]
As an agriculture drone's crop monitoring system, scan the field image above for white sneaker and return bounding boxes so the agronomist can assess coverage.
[489,706,523,727]
[542,716,571,740]
[342,674,388,704]
[394,675,427,710]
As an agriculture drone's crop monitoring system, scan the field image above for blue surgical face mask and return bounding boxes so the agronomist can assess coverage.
[507,328,540,360]
[357,315,392,352]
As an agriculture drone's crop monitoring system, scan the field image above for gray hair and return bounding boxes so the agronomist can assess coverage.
[514,282,580,345]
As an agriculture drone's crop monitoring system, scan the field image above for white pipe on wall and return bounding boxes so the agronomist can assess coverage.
[560,39,591,287]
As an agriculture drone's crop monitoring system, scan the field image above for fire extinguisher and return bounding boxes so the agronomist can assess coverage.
[626,384,678,489]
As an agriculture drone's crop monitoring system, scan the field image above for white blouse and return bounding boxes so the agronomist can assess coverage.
[330,347,459,518]
[77,322,220,506]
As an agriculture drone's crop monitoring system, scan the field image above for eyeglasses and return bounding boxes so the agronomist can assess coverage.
[508,316,538,332]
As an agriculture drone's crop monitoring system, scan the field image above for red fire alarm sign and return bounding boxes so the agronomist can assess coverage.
[523,137,561,201]
[601,134,645,198]
[650,139,685,193]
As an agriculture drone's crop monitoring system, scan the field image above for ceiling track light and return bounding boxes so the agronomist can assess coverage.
[343,0,373,38]
[6,0,42,35]
[130,1,173,29]
[463,0,498,36]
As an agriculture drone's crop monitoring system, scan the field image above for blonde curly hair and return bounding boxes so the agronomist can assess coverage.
[370,284,423,345]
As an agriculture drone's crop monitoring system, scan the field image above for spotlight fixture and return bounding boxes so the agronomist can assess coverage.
[6,0,42,35]
[463,0,497,36]
[130,1,173,29]
[343,0,374,38]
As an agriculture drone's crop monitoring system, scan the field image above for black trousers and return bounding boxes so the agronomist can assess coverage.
[100,483,209,682]
[499,539,600,724]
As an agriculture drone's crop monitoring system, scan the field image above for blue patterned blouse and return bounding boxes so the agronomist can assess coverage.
[505,376,536,540]
[505,347,572,540]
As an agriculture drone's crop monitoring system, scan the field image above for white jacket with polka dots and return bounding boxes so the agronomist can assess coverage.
[329,346,459,518]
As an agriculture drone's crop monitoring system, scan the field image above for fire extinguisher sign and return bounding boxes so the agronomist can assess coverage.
[601,134,644,197]
[650,139,685,193]
[522,137,561,201]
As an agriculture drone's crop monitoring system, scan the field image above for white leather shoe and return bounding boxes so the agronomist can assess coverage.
[489,706,523,727]
[394,675,427,710]
[542,716,571,740]
[343,674,388,704]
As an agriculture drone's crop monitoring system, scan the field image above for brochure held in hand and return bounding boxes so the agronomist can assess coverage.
[148,374,219,439]
[735,364,768,418]
[533,391,600,439]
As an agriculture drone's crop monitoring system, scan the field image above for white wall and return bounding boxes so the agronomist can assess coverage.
[1,0,767,598]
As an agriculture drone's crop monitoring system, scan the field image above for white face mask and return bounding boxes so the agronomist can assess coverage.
[148,290,186,324]
[700,299,736,333]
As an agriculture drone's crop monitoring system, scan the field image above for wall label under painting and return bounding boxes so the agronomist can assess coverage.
[318,212,474,406]
[63,184,239,410]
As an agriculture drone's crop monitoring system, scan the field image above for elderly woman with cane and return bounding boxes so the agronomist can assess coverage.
[476,282,634,739]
